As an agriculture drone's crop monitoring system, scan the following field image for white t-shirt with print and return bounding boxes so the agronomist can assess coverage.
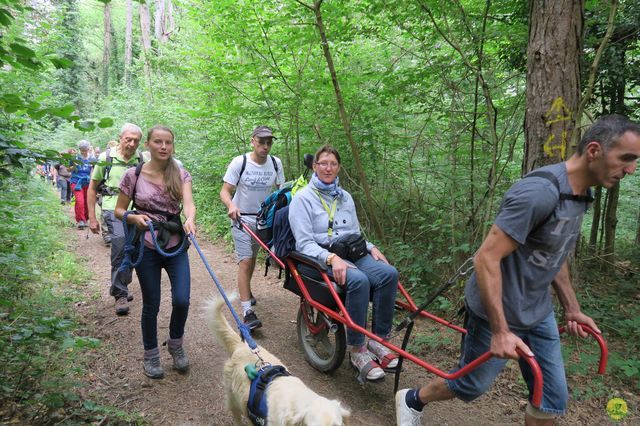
[222,154,285,216]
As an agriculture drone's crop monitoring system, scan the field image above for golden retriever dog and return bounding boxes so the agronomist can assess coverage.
[205,296,350,426]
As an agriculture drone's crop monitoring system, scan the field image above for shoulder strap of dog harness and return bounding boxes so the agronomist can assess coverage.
[247,365,291,426]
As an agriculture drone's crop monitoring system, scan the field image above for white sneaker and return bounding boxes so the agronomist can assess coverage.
[395,389,423,426]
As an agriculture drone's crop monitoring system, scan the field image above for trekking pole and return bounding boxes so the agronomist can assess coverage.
[188,233,263,360]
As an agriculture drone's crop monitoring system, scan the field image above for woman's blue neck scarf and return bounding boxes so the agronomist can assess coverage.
[311,172,343,198]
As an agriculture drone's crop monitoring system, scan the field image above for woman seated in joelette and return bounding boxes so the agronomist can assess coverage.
[288,145,399,382]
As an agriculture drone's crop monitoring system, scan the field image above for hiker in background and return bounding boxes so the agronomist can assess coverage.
[69,140,95,229]
[115,125,196,379]
[395,115,640,426]
[88,125,143,316]
[55,155,72,205]
[289,145,399,383]
[220,125,285,331]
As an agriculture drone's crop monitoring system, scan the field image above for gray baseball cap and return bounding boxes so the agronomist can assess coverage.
[252,126,277,139]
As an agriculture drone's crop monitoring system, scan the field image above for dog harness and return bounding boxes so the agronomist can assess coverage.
[247,364,291,426]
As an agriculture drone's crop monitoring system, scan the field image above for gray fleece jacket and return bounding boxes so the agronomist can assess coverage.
[288,182,374,264]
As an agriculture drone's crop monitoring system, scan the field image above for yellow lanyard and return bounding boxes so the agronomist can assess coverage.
[313,189,338,237]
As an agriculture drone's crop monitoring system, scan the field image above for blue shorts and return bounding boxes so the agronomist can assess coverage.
[446,309,568,415]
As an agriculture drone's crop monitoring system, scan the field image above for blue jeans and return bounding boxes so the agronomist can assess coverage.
[300,254,398,347]
[135,248,191,350]
[446,309,568,415]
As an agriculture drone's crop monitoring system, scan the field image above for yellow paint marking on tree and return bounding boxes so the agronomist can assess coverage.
[544,97,572,125]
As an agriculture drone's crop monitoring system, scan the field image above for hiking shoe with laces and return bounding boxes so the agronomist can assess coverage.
[243,310,262,330]
[143,356,164,379]
[396,389,424,426]
[368,339,399,370]
[168,345,190,372]
[115,297,129,315]
[349,350,385,381]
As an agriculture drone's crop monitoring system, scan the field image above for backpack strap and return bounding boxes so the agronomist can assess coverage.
[525,169,593,235]
[131,161,145,210]
[103,147,114,181]
[236,154,278,187]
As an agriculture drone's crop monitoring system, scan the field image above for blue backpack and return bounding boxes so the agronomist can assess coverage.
[256,185,293,246]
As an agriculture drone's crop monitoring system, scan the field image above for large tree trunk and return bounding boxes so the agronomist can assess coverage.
[523,0,584,173]
[154,0,169,42]
[124,0,133,87]
[300,0,383,240]
[139,0,153,96]
[102,2,112,95]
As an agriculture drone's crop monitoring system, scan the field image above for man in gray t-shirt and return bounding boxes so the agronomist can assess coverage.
[220,126,285,331]
[396,115,640,426]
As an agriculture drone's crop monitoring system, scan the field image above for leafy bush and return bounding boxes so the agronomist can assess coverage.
[0,171,138,423]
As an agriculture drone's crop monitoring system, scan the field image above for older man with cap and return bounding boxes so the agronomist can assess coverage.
[220,125,285,330]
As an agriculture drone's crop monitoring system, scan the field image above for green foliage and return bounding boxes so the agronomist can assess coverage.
[0,172,138,423]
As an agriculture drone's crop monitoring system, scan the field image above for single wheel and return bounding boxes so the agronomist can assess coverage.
[296,300,346,373]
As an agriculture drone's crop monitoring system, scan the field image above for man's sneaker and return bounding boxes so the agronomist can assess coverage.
[395,389,424,426]
[243,310,262,330]
[77,221,86,229]
[168,345,190,372]
[127,294,134,302]
[250,292,257,306]
[349,349,385,381]
[115,297,129,315]
[143,356,164,379]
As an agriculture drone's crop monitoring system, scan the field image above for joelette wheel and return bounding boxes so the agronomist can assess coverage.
[296,301,346,373]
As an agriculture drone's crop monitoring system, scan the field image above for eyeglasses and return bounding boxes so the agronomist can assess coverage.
[315,161,340,169]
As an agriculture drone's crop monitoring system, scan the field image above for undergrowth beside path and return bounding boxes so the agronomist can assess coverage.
[0,173,140,424]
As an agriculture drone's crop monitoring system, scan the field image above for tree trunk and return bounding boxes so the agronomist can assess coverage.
[303,0,383,240]
[102,2,112,95]
[124,0,133,87]
[154,0,169,42]
[588,186,602,253]
[139,0,153,97]
[603,183,619,268]
[523,0,584,173]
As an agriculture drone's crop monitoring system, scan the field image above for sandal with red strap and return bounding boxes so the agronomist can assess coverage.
[349,349,385,383]
[367,339,399,372]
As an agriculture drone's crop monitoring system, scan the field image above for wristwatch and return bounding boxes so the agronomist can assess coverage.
[326,253,336,265]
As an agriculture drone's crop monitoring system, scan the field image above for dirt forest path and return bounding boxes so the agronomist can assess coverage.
[70,211,612,425]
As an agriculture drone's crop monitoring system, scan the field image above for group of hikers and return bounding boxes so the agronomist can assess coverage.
[49,114,640,425]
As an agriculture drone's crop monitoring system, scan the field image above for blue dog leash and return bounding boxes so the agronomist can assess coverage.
[188,233,262,355]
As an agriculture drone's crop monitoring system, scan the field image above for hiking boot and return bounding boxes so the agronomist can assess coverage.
[143,356,164,379]
[77,221,86,229]
[243,310,262,330]
[250,292,257,306]
[115,297,129,315]
[168,345,190,372]
[103,235,112,246]
[396,389,424,426]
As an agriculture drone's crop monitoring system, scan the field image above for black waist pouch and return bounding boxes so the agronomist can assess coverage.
[329,234,367,262]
